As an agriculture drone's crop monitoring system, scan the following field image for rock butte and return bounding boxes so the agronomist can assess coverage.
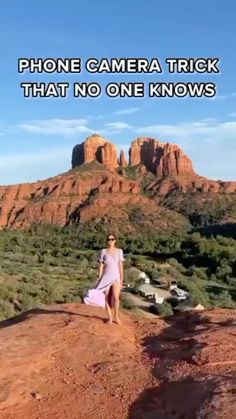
[72,134,118,170]
[0,133,235,229]
[72,134,195,177]
[128,137,195,176]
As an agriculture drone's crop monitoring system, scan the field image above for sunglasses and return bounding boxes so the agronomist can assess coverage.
[107,238,115,241]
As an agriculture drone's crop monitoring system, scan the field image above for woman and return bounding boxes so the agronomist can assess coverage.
[84,233,124,324]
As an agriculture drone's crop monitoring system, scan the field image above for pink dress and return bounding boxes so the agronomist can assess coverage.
[83,248,124,308]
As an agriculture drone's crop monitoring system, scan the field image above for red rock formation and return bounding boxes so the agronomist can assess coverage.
[0,134,236,230]
[0,304,235,418]
[73,135,194,176]
[0,168,140,229]
[129,137,158,169]
[101,142,118,169]
[119,150,127,167]
[72,134,118,170]
[156,143,195,177]
[146,175,236,197]
[129,137,195,177]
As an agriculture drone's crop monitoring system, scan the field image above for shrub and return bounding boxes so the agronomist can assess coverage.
[123,256,132,269]
[0,283,18,300]
[149,301,173,317]
[39,282,65,304]
[63,292,82,303]
[143,268,158,280]
[168,258,186,272]
[208,290,234,308]
[0,224,236,321]
[129,284,140,295]
[51,248,60,257]
[77,257,89,270]
[0,300,15,320]
[190,266,208,280]
[124,267,142,285]
[121,294,135,310]
[177,277,210,307]
[225,277,236,287]
[216,264,232,281]
[37,252,45,263]
[19,294,41,311]
[62,247,73,257]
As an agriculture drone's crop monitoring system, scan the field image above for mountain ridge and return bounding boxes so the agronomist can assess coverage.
[0,134,235,230]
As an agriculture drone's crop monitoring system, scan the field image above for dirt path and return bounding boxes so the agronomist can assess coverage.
[0,304,235,419]
[0,304,154,419]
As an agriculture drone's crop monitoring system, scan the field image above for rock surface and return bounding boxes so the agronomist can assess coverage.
[73,135,195,176]
[72,134,118,170]
[0,304,235,418]
[146,175,236,196]
[0,165,140,229]
[129,137,195,176]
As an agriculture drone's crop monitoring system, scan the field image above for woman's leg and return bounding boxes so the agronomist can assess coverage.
[112,281,121,324]
[105,289,113,324]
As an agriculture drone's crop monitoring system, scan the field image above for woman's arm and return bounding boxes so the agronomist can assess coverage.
[95,250,104,287]
[95,263,104,288]
[98,262,104,281]
[119,261,124,286]
[118,249,125,286]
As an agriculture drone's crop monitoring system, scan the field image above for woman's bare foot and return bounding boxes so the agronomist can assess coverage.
[105,318,113,325]
[114,317,122,325]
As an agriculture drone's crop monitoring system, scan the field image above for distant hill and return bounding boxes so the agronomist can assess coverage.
[0,134,235,233]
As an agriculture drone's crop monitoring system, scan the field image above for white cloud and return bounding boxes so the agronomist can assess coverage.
[135,120,236,145]
[8,115,236,181]
[97,107,139,119]
[104,121,132,131]
[134,118,236,180]
[17,116,135,140]
[19,118,133,137]
[20,118,93,135]
[197,117,217,123]
[113,107,139,116]
[99,121,133,135]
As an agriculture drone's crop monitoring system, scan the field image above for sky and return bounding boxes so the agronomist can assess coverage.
[0,0,236,185]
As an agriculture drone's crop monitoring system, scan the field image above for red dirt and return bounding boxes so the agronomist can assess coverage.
[0,304,235,419]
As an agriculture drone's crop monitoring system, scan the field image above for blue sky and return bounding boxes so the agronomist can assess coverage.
[0,0,236,184]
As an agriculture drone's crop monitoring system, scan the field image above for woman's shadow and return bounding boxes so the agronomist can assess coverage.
[128,311,236,419]
[0,306,106,330]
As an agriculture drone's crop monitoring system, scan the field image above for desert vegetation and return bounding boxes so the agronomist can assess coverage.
[162,191,236,229]
[0,224,235,320]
